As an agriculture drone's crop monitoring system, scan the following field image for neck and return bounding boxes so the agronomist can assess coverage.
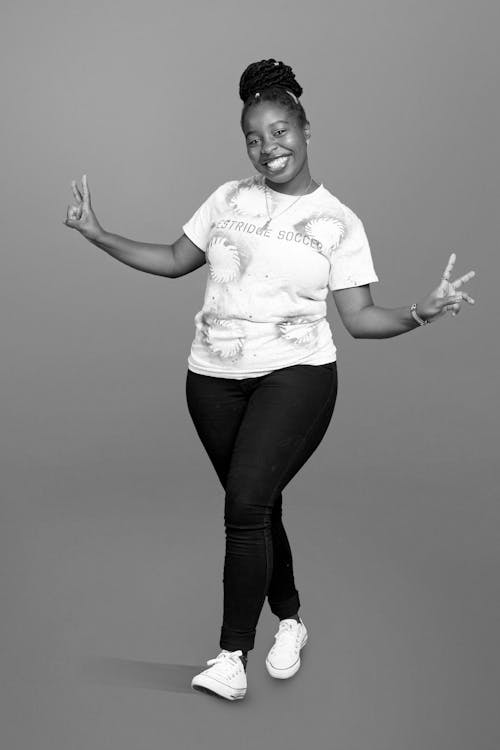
[264,167,316,196]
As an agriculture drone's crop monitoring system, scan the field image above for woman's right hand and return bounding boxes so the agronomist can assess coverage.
[63,174,104,241]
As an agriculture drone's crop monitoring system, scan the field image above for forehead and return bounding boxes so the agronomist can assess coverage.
[242,101,296,134]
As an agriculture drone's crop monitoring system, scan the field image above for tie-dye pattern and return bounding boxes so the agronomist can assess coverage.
[182,176,378,378]
[207,236,242,283]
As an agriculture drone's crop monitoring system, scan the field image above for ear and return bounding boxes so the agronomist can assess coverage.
[303,122,311,143]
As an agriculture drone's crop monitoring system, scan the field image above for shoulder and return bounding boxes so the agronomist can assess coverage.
[206,175,262,203]
[215,175,261,192]
[320,185,365,229]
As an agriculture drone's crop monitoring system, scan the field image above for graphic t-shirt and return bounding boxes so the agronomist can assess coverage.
[182,175,379,379]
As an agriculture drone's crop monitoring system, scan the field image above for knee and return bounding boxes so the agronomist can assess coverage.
[224,486,274,530]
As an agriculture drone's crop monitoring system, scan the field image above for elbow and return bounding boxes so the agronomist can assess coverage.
[348,322,372,339]
[343,306,373,339]
[345,322,362,339]
[350,328,374,340]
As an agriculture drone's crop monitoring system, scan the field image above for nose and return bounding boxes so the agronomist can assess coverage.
[260,135,278,155]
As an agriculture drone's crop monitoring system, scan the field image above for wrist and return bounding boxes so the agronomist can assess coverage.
[410,302,431,326]
[85,225,106,245]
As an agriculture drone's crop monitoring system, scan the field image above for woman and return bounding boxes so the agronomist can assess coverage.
[64,58,475,702]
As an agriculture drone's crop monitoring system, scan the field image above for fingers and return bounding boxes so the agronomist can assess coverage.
[82,173,90,205]
[442,299,461,317]
[452,270,475,289]
[71,180,83,203]
[437,293,461,310]
[446,271,475,317]
[65,174,89,226]
[436,290,475,318]
[439,252,456,292]
[459,291,475,305]
[64,203,82,225]
[447,289,475,306]
[438,254,477,300]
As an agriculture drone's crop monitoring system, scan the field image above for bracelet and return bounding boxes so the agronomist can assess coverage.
[410,303,431,326]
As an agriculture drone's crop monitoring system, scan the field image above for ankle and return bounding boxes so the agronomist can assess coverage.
[222,649,248,671]
[281,613,301,623]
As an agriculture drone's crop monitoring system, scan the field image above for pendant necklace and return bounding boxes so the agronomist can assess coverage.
[262,176,314,230]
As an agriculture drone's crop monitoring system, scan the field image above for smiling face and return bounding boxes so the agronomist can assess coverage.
[242,101,312,195]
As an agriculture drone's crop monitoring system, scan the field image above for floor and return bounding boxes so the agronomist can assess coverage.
[2,437,498,750]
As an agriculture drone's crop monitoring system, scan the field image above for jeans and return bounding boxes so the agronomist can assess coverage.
[185,361,338,652]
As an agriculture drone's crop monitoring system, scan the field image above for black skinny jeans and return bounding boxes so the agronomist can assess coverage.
[185,361,338,653]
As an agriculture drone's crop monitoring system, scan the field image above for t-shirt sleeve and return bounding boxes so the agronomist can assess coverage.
[328,204,379,291]
[182,182,233,253]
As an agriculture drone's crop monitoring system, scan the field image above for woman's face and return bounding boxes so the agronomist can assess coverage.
[242,101,311,193]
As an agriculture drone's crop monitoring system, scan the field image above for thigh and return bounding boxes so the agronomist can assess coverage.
[226,363,338,506]
[185,369,249,487]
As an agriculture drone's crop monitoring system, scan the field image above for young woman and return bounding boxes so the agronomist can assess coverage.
[64,59,475,702]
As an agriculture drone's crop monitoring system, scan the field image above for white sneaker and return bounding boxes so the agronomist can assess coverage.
[191,650,247,701]
[266,618,308,679]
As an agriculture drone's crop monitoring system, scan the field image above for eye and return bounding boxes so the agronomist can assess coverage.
[246,137,259,147]
[273,129,286,137]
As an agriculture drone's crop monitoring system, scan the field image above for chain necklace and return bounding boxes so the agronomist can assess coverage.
[262,176,314,229]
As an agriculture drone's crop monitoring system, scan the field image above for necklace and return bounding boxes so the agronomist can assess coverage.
[263,176,314,229]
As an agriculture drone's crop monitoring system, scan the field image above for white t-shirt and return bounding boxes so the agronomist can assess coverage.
[182,175,378,379]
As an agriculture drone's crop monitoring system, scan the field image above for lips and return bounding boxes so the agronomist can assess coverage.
[263,155,291,172]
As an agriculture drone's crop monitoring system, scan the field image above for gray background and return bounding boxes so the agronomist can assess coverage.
[1,0,498,748]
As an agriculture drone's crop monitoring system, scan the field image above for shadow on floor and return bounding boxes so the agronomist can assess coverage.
[80,656,202,693]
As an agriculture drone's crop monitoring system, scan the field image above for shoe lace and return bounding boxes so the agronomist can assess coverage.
[206,650,243,675]
[273,621,299,649]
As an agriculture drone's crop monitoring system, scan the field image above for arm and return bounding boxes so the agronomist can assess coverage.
[333,285,420,339]
[333,254,475,339]
[64,174,206,278]
[88,231,206,278]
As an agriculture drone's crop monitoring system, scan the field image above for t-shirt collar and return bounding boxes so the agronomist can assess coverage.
[258,174,324,199]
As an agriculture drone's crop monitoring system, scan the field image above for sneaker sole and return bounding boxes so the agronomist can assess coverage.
[191,674,246,701]
[265,632,308,679]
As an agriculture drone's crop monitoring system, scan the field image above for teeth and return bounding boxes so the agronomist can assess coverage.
[266,156,288,170]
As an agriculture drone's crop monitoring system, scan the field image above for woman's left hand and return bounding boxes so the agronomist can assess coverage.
[416,253,476,323]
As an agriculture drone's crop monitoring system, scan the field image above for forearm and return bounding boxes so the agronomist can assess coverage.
[88,230,177,277]
[350,304,422,339]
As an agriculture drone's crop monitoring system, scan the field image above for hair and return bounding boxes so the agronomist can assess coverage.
[239,58,308,130]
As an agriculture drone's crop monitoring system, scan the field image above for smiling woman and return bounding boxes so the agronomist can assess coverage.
[182,61,382,379]
[240,60,312,195]
[64,57,476,704]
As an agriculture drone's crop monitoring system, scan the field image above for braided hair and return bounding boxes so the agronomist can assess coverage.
[239,58,308,129]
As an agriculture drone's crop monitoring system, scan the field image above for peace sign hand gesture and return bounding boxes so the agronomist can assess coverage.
[415,253,476,323]
[63,174,104,242]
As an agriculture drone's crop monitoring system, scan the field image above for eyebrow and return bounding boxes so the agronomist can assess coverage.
[244,120,290,137]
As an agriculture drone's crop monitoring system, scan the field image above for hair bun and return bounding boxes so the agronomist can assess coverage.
[239,58,303,102]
